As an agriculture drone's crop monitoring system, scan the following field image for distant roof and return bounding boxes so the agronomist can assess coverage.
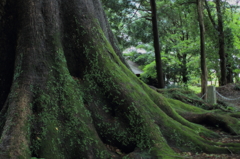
[126,60,144,74]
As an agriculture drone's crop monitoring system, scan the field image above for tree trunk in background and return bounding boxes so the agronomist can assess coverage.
[1,0,240,158]
[197,0,207,99]
[177,52,188,85]
[227,66,234,83]
[182,53,188,85]
[235,73,239,83]
[215,0,226,86]
[205,0,226,86]
[225,28,234,84]
[150,0,165,88]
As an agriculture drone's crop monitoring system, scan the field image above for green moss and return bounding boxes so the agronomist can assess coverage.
[38,121,63,159]
[167,98,209,114]
[69,22,180,156]
[27,35,109,158]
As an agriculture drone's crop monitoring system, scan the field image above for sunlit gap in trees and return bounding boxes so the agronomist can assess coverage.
[207,0,240,6]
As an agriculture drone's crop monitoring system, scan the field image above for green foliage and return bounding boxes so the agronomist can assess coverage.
[124,51,154,66]
[134,53,155,66]
[141,61,157,83]
[124,51,140,62]
[104,0,240,86]
[188,85,201,94]
[102,0,147,49]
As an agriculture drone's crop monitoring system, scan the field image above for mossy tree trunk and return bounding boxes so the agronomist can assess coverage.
[1,0,240,159]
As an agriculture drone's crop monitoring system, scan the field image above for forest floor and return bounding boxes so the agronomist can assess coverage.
[181,130,240,159]
[181,83,240,159]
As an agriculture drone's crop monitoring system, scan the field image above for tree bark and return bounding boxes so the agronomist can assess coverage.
[226,66,234,83]
[150,0,165,88]
[205,0,226,86]
[0,0,240,158]
[197,0,207,99]
[182,53,188,85]
[225,28,234,84]
[215,0,227,86]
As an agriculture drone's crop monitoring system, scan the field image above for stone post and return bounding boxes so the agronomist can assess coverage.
[207,86,216,104]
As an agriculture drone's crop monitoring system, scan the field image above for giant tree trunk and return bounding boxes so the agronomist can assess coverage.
[1,0,240,159]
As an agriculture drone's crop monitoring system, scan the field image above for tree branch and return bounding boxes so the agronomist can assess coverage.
[204,0,217,30]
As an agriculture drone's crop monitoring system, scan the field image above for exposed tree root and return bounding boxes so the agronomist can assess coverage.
[180,112,240,135]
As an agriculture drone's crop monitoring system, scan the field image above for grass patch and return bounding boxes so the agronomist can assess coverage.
[188,85,201,94]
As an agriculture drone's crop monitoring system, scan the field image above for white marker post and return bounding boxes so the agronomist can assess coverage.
[207,86,216,105]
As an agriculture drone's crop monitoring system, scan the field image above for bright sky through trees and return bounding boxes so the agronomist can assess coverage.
[208,0,239,5]
[224,0,239,5]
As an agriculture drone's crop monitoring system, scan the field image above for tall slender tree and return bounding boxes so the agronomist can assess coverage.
[150,0,165,88]
[197,0,207,98]
[205,0,227,86]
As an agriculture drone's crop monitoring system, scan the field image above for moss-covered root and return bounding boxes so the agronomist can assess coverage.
[179,112,240,135]
[83,86,178,158]
[156,112,240,155]
[143,90,240,154]
[165,98,240,135]
[229,112,240,118]
[81,80,238,158]
[100,77,240,156]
